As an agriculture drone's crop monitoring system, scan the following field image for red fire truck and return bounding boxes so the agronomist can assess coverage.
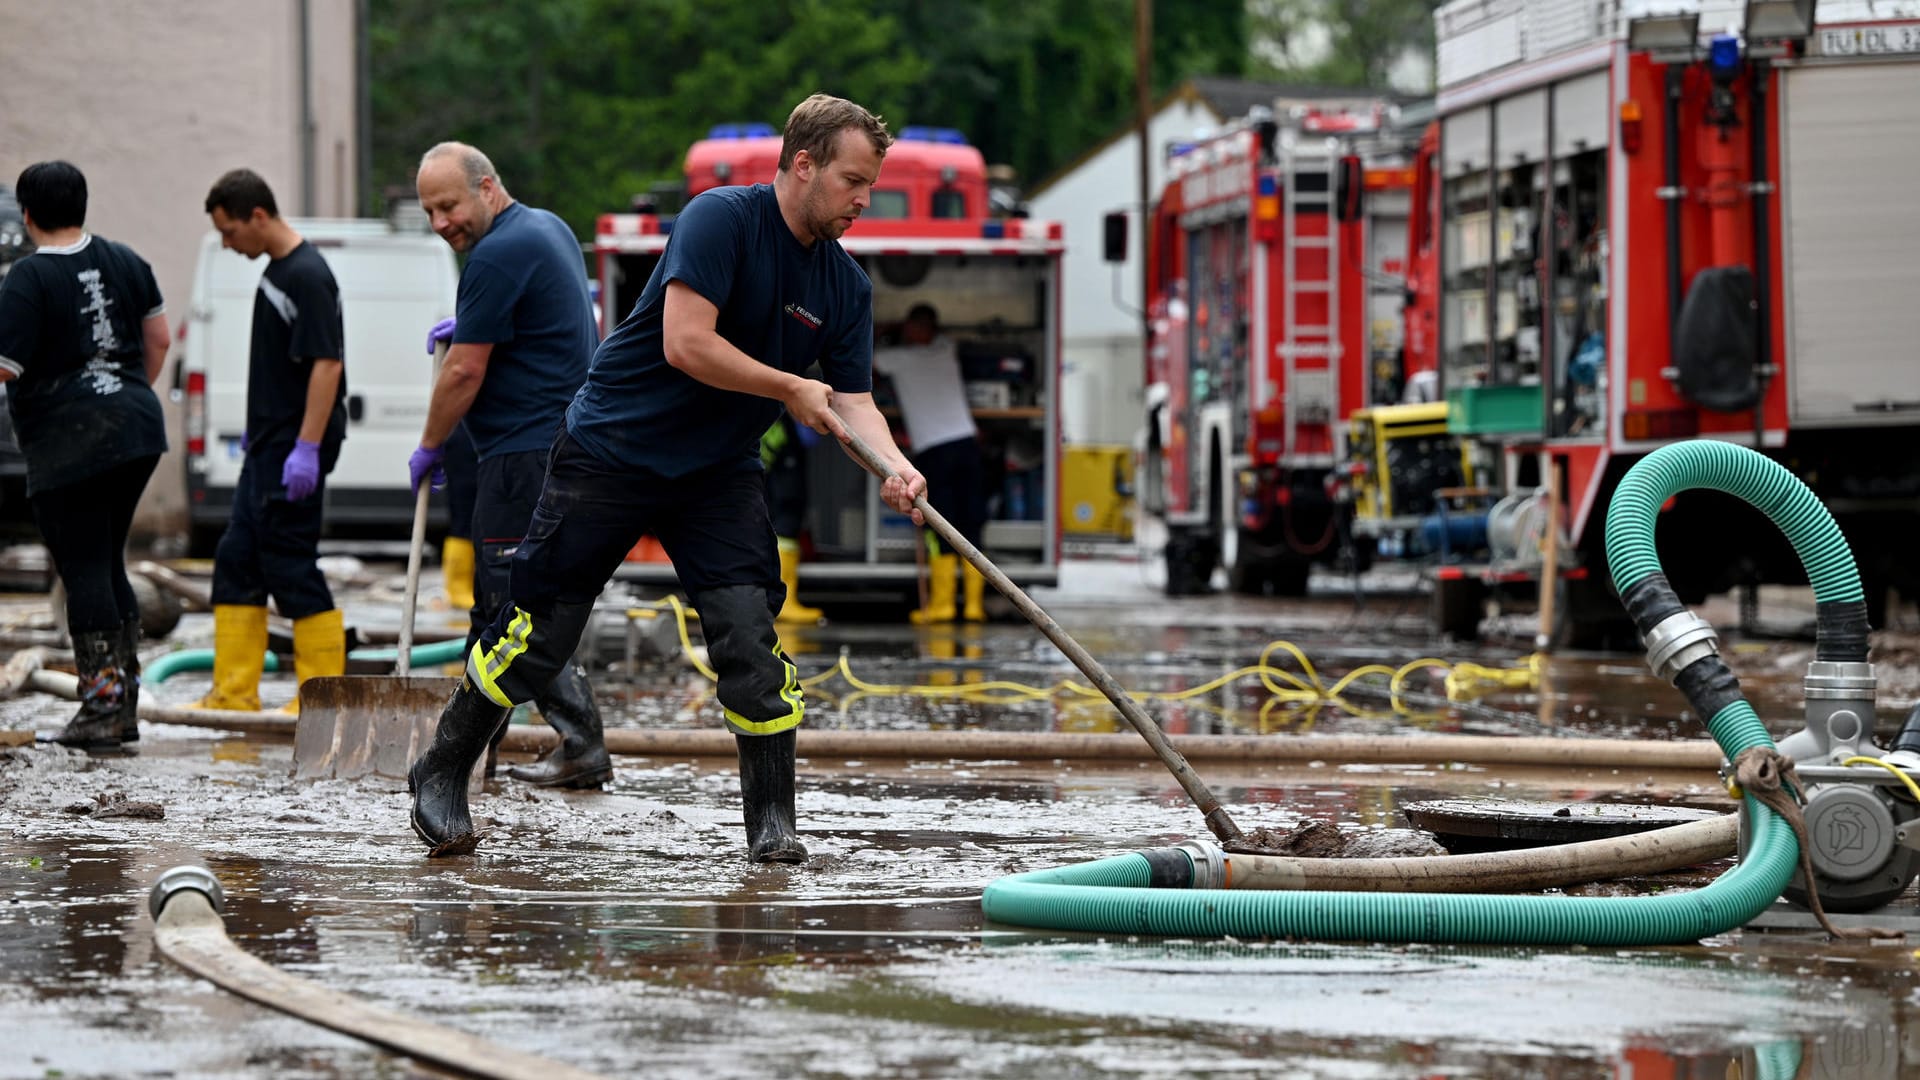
[1135,101,1418,595]
[595,125,1067,600]
[1400,0,1920,641]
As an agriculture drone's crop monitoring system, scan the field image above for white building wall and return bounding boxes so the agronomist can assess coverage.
[1029,99,1219,445]
[0,0,359,538]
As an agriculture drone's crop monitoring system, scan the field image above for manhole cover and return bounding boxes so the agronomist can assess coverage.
[1402,798,1722,853]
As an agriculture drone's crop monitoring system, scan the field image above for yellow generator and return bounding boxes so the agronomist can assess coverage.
[1345,402,1470,531]
[1060,445,1135,541]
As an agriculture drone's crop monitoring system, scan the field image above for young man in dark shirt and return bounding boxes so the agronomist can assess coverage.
[409,94,927,861]
[197,168,347,713]
[0,161,170,750]
[408,141,609,789]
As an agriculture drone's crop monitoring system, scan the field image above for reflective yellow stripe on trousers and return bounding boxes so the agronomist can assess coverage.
[467,607,533,708]
[724,641,803,735]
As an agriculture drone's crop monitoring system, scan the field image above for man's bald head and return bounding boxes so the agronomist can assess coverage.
[419,142,502,195]
[416,141,511,253]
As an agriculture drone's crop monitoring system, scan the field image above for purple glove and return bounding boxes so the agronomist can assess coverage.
[426,317,457,355]
[409,443,447,496]
[282,439,321,500]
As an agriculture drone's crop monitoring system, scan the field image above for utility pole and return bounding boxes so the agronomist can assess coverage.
[1135,0,1153,357]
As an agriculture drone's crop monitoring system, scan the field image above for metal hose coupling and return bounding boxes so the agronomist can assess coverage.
[1642,609,1719,685]
[1174,839,1228,890]
[1802,660,1876,702]
[148,865,224,920]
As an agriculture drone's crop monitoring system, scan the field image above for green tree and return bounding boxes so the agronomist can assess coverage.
[1250,0,1439,88]
[370,0,1249,233]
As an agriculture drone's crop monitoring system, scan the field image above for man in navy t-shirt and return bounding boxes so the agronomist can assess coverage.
[408,94,926,862]
[407,142,609,792]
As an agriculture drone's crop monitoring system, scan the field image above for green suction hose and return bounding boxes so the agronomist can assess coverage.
[983,442,1848,943]
[144,638,466,685]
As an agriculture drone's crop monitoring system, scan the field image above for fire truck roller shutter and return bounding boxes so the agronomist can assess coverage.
[1780,61,1920,427]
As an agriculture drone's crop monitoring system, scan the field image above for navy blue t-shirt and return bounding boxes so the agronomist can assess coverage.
[453,201,596,459]
[566,184,873,477]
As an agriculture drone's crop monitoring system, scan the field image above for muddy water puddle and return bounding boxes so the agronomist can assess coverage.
[5,584,1920,1077]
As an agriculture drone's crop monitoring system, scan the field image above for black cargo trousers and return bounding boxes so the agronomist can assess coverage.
[466,430,802,736]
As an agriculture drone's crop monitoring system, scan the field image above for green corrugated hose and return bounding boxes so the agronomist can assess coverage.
[983,442,1834,943]
[144,638,466,684]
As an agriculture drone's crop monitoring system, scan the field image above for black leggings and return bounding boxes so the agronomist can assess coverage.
[30,455,159,636]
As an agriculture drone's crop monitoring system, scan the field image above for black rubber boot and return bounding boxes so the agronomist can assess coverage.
[50,630,127,751]
[484,710,509,780]
[509,662,613,788]
[735,729,806,863]
[116,617,142,744]
[407,679,507,857]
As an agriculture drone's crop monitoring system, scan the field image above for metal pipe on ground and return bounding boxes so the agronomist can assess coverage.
[5,657,1728,770]
[149,866,604,1080]
[1205,813,1737,893]
[494,727,1724,771]
[25,669,298,736]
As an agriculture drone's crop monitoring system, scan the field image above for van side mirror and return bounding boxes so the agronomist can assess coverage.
[1102,211,1128,263]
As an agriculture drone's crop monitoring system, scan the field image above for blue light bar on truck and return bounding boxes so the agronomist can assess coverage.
[900,126,969,145]
[707,123,776,139]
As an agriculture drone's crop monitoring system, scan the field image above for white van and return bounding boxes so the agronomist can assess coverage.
[180,219,457,553]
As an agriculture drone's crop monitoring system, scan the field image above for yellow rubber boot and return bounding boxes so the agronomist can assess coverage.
[910,552,959,625]
[282,608,347,714]
[194,604,268,712]
[962,559,988,622]
[775,540,825,624]
[442,536,476,611]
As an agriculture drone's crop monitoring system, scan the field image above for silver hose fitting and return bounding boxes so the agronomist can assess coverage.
[1174,839,1227,890]
[1642,610,1720,684]
[148,865,224,920]
[1803,660,1876,701]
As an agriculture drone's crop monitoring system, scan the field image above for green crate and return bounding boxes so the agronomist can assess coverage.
[1446,384,1543,435]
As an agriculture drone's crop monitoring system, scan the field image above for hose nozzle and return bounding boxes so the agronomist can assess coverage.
[148,865,224,920]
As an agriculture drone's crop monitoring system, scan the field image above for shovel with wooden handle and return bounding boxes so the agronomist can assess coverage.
[292,342,469,784]
[830,410,1244,844]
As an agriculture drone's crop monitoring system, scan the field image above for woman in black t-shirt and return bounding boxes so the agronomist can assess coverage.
[0,162,170,751]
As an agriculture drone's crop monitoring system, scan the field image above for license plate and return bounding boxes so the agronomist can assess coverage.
[1811,23,1920,57]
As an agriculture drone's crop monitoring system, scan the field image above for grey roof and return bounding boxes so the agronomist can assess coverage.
[1187,75,1418,119]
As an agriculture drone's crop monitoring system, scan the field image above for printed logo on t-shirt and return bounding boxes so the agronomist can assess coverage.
[258,277,298,325]
[77,268,125,395]
[784,302,822,331]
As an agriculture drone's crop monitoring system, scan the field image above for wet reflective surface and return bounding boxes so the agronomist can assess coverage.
[3,566,1918,1078]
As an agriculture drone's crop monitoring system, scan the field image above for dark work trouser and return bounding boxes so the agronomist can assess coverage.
[443,422,478,542]
[467,432,800,735]
[912,437,988,555]
[464,445,596,706]
[210,447,334,618]
[30,455,159,635]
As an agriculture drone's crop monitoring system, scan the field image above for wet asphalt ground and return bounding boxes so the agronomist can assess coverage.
[4,556,1920,1078]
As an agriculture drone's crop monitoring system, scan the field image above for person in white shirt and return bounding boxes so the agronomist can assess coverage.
[872,304,988,622]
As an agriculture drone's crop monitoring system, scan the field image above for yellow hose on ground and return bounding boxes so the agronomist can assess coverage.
[626,596,1540,722]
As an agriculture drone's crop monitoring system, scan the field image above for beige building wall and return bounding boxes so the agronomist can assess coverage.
[0,0,360,542]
